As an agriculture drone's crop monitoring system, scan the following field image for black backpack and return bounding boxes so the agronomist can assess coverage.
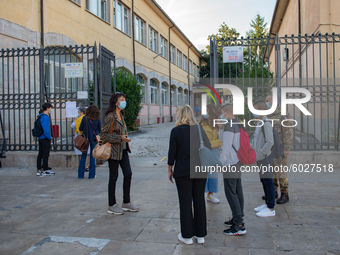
[32,115,44,137]
[261,125,285,159]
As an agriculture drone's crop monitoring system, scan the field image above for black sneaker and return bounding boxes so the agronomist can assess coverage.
[42,166,52,170]
[224,218,234,226]
[223,225,247,236]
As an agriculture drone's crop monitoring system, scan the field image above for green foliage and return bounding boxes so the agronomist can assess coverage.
[114,68,143,131]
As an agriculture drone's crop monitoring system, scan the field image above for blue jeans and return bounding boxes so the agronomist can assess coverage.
[257,153,275,209]
[78,141,97,179]
[205,148,219,193]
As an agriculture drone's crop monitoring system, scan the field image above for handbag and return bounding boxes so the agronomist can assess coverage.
[197,124,221,167]
[74,118,89,153]
[92,116,114,161]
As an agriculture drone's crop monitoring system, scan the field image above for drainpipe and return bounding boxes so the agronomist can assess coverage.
[40,0,44,47]
[132,0,136,75]
[188,45,193,106]
[169,25,174,121]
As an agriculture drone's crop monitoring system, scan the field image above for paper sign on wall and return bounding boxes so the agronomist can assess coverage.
[66,102,78,118]
[65,63,83,78]
[223,46,244,63]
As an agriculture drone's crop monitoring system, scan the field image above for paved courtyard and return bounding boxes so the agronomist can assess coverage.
[0,122,340,255]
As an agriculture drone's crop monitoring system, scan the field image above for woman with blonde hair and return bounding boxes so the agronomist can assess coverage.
[199,103,222,203]
[168,105,211,245]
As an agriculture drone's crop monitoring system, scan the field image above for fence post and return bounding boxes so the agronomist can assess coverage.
[39,45,44,105]
[93,42,98,107]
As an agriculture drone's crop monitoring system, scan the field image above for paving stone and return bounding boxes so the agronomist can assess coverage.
[0,233,44,255]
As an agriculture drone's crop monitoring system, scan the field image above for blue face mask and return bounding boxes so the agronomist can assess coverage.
[220,113,226,120]
[77,114,81,117]
[203,114,208,119]
[118,101,127,110]
[49,109,53,114]
[252,113,260,118]
[266,102,271,109]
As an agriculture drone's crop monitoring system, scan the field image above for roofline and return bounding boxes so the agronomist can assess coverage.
[264,0,290,61]
[145,0,202,58]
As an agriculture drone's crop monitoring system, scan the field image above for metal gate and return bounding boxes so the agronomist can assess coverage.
[99,45,116,122]
[0,43,116,151]
[208,33,340,151]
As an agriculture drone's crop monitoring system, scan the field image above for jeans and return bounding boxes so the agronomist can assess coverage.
[223,161,244,225]
[205,148,219,193]
[175,176,207,238]
[108,149,132,206]
[78,141,96,179]
[37,138,51,170]
[257,153,275,209]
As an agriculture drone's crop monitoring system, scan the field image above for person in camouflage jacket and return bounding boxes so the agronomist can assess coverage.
[265,95,294,204]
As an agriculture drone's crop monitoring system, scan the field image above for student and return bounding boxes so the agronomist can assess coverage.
[253,100,276,217]
[168,105,210,245]
[36,103,55,176]
[71,107,90,169]
[218,103,246,235]
[78,105,101,179]
[199,103,222,203]
[100,92,138,215]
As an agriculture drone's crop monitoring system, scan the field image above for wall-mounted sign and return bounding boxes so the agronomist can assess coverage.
[223,46,243,63]
[77,91,88,99]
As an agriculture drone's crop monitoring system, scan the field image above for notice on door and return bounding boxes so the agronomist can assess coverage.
[223,46,243,63]
[65,63,83,78]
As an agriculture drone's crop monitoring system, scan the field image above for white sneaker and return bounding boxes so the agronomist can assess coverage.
[207,194,220,204]
[178,233,193,245]
[254,204,267,212]
[194,236,205,244]
[256,208,276,217]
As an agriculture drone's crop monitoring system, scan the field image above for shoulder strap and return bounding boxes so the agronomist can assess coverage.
[197,124,204,148]
[109,114,115,134]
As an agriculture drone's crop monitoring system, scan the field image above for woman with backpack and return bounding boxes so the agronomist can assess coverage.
[78,105,101,179]
[199,103,222,203]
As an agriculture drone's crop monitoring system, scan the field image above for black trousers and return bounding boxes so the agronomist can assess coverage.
[175,176,207,238]
[37,138,51,170]
[223,162,244,225]
[108,149,132,206]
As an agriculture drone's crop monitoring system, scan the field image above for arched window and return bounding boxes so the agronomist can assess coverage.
[161,82,168,105]
[150,79,158,104]
[171,86,175,105]
[177,88,183,106]
[137,75,145,104]
[184,90,188,104]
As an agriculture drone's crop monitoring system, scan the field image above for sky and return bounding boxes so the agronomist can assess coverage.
[155,0,277,51]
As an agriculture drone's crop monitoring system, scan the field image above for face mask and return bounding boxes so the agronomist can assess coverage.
[49,109,53,114]
[252,113,260,118]
[77,114,81,117]
[118,101,127,110]
[203,114,208,119]
[220,113,226,120]
[266,102,271,109]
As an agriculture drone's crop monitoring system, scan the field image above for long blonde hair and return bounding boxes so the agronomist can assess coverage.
[175,105,197,126]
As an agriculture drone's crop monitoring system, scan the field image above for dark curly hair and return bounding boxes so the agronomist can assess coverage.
[85,105,100,120]
[105,92,126,117]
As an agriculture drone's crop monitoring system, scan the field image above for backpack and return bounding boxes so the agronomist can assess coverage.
[232,125,256,165]
[261,125,285,159]
[32,115,44,137]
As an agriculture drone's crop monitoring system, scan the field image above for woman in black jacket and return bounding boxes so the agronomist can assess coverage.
[78,105,101,179]
[168,105,211,245]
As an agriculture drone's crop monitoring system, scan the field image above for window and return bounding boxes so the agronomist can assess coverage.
[183,55,187,71]
[71,0,81,5]
[197,66,200,78]
[149,27,158,52]
[170,44,176,64]
[113,0,129,35]
[189,60,192,74]
[193,63,196,77]
[177,89,182,106]
[134,16,145,45]
[161,82,167,105]
[160,36,167,59]
[86,0,109,22]
[150,79,158,104]
[137,75,145,103]
[177,50,182,68]
[184,90,188,104]
[171,86,175,105]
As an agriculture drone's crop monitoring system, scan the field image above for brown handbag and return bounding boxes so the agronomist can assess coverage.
[74,118,89,153]
[92,115,114,160]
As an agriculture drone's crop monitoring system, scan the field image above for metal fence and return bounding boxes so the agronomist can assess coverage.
[0,44,99,151]
[209,33,340,150]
